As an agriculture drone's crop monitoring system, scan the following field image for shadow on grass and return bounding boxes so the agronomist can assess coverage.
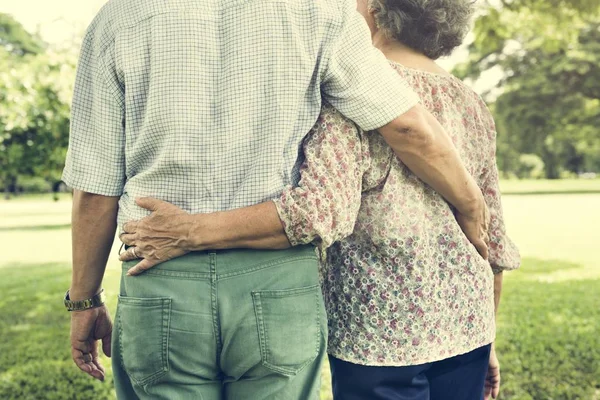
[0,224,71,232]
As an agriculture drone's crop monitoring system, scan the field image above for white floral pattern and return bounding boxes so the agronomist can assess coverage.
[274,62,520,366]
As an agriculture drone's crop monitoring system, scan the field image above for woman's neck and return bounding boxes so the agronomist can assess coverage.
[372,32,450,76]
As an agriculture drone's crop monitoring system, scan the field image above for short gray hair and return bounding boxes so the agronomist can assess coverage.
[369,0,475,60]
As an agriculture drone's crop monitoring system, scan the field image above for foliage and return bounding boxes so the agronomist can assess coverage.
[0,23,76,195]
[455,1,600,178]
[515,154,545,179]
[0,13,45,56]
[17,176,53,193]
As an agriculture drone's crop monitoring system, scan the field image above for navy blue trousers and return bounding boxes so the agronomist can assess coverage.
[329,344,492,400]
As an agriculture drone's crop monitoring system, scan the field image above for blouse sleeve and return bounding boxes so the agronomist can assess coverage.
[480,118,521,274]
[273,104,369,249]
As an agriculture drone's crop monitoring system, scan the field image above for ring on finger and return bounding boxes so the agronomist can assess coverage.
[131,247,138,258]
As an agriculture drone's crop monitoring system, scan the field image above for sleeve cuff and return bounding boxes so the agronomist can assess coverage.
[488,237,521,273]
[358,85,420,132]
[272,198,305,247]
[62,169,124,197]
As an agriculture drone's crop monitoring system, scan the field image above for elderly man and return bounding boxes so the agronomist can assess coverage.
[62,0,488,398]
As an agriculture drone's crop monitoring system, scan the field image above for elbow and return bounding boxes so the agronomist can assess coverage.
[382,104,437,153]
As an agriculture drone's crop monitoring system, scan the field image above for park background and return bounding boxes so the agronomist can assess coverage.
[0,0,598,399]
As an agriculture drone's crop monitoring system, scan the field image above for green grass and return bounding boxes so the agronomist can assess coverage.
[497,259,600,400]
[0,263,120,400]
[1,181,599,400]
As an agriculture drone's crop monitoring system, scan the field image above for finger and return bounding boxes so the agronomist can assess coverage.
[120,247,141,262]
[71,339,92,358]
[474,239,489,260]
[136,197,164,211]
[122,221,138,234]
[91,347,105,376]
[482,229,490,245]
[87,360,106,381]
[91,359,106,381]
[120,233,137,246]
[127,258,159,276]
[84,343,106,381]
[102,331,112,358]
[72,348,94,374]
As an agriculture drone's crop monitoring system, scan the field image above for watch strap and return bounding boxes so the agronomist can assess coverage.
[64,289,106,312]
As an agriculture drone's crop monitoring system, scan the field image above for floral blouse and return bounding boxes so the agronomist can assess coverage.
[273,62,521,366]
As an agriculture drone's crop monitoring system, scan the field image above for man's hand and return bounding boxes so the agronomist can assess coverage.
[455,193,490,260]
[70,304,112,381]
[485,343,501,399]
[119,198,193,276]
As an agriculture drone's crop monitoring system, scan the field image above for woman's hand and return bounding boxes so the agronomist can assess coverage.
[455,192,490,260]
[119,198,196,276]
[484,343,501,399]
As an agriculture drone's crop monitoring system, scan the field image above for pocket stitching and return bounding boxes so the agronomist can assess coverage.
[117,296,171,387]
[252,285,321,376]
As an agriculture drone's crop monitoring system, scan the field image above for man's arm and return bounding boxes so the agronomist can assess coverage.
[69,190,118,382]
[377,104,489,258]
[70,190,119,300]
[120,107,368,275]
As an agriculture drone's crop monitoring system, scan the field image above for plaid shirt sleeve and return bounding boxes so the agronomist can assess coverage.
[62,24,126,197]
[321,0,420,131]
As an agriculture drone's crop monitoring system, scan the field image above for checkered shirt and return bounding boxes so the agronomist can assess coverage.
[62,0,419,226]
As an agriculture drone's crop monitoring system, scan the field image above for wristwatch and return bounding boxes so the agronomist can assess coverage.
[64,289,106,312]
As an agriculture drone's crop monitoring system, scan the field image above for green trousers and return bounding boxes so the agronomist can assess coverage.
[112,245,327,400]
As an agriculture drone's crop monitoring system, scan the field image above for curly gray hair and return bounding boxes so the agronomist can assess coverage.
[369,0,475,60]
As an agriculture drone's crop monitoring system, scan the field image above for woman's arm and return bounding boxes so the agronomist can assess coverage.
[480,114,516,400]
[120,106,367,275]
[493,272,503,316]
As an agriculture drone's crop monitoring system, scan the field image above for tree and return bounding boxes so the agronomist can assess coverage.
[455,1,600,178]
[0,13,45,56]
[0,16,75,197]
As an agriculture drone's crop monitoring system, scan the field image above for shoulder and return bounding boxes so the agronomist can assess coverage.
[440,74,497,137]
[81,0,123,55]
[82,0,152,55]
[467,89,497,137]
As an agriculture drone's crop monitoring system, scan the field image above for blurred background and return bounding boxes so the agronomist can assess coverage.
[0,0,598,399]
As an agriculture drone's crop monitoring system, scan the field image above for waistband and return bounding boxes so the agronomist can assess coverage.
[121,245,318,279]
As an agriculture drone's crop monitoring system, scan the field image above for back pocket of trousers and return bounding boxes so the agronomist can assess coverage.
[252,285,322,376]
[117,296,171,386]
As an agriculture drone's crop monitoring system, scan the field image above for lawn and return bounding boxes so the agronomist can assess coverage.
[1,182,599,399]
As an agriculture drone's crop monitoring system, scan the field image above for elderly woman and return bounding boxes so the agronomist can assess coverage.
[121,0,520,398]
